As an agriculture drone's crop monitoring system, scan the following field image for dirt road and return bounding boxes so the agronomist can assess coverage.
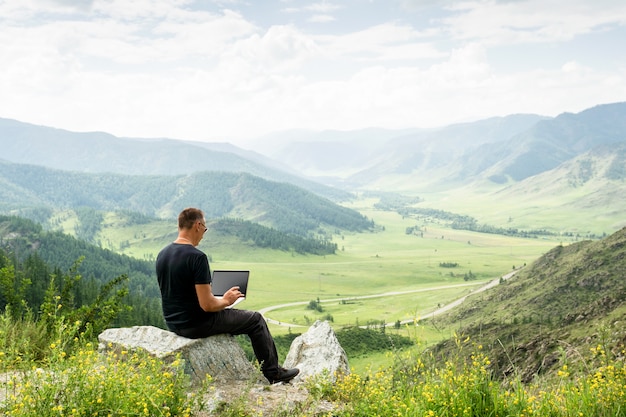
[259,269,520,327]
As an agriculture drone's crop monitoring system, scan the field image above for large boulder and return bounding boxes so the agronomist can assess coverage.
[98,326,260,384]
[283,320,349,382]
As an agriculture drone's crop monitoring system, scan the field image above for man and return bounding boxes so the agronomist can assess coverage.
[156,207,299,384]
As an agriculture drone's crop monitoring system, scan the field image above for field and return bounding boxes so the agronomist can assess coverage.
[92,199,562,352]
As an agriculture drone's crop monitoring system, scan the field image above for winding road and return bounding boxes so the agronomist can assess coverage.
[259,269,520,328]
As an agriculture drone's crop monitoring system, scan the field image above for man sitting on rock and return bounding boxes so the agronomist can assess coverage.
[156,207,299,384]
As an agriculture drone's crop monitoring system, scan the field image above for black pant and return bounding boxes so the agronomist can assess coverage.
[173,309,279,377]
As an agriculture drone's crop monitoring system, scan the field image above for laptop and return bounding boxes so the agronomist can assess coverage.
[211,270,249,308]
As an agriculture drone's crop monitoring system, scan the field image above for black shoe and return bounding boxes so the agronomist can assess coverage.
[266,367,300,384]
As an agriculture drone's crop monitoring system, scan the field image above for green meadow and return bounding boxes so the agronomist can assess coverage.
[91,199,561,349]
[49,197,569,371]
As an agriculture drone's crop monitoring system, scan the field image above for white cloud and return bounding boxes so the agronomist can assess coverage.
[442,0,626,45]
[0,0,624,144]
[309,14,335,23]
[228,24,320,72]
[305,2,341,14]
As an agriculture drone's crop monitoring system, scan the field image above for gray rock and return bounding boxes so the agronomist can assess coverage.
[283,320,349,382]
[98,325,260,384]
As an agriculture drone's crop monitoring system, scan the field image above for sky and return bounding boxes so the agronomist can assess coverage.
[1,0,625,147]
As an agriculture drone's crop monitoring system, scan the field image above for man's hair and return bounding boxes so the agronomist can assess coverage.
[178,208,204,230]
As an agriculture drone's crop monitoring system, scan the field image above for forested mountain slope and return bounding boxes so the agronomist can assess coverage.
[0,161,373,236]
[0,215,164,327]
[434,226,626,382]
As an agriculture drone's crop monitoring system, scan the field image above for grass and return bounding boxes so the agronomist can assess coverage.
[264,283,484,328]
[0,306,207,417]
[3,312,626,416]
[412,184,625,236]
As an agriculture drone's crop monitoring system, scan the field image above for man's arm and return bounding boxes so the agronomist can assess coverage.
[195,284,243,312]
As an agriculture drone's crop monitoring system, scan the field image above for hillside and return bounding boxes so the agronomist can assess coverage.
[432,226,626,382]
[488,141,626,223]
[431,140,626,235]
[0,161,373,236]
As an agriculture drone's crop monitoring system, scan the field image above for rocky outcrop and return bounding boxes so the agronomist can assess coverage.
[97,321,349,387]
[284,320,349,382]
[98,326,260,384]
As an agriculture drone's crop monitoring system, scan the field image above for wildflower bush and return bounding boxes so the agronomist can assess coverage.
[0,255,205,416]
[2,344,205,417]
[317,335,626,417]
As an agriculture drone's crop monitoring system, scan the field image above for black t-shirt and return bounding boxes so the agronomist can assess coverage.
[155,243,212,330]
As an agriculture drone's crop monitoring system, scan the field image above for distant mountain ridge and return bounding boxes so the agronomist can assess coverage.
[258,102,626,190]
[2,102,624,191]
[0,117,349,202]
[0,118,268,174]
[462,102,626,183]
[258,114,549,185]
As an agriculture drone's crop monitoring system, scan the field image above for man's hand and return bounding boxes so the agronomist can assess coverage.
[223,286,245,305]
[195,283,244,311]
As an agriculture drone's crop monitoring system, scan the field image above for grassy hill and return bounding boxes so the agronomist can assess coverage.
[432,226,626,382]
[416,141,626,236]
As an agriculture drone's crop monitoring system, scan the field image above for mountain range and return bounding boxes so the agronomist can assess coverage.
[4,102,625,189]
[1,101,625,234]
[256,103,626,200]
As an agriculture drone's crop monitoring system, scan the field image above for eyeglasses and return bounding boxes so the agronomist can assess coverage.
[198,221,207,232]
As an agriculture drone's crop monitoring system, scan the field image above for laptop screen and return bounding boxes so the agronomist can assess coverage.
[211,270,249,296]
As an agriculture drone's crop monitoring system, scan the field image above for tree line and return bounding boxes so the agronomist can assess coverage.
[399,207,564,238]
[212,218,338,255]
